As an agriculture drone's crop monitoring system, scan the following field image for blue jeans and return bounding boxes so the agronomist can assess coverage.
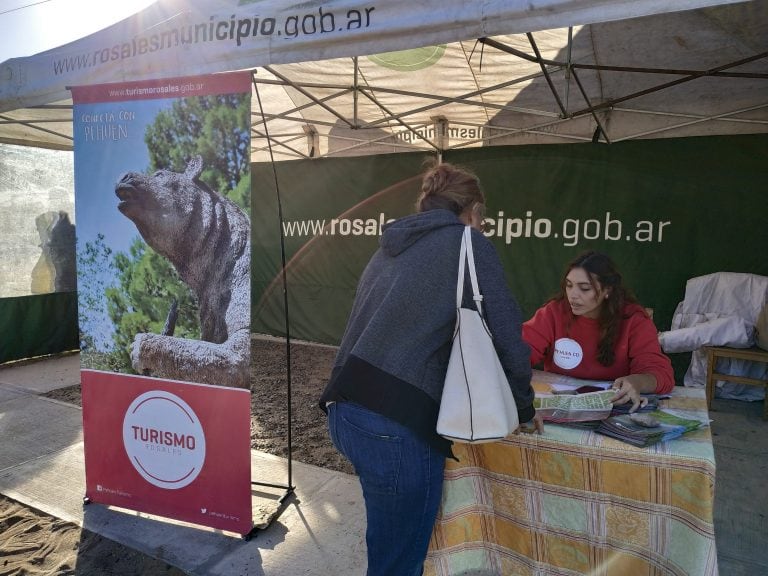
[327,401,445,576]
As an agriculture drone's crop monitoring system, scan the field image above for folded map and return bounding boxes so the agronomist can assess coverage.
[534,390,615,422]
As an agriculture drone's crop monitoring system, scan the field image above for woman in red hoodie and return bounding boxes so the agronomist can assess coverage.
[523,250,674,412]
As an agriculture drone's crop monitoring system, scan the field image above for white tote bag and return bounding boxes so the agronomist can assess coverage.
[437,226,520,443]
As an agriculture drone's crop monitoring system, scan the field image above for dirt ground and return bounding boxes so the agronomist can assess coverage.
[0,494,186,576]
[246,337,353,475]
[0,338,352,575]
[43,337,353,475]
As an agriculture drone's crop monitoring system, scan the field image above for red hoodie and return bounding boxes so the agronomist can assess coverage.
[522,299,674,394]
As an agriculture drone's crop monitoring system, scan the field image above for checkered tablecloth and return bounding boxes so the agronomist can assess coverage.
[426,374,717,576]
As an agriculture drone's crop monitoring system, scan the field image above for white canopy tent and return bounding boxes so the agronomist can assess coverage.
[0,0,766,160]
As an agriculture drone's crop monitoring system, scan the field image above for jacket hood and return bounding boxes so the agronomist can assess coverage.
[380,209,462,256]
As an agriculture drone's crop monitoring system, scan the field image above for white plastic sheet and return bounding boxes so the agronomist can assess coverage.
[659,272,768,400]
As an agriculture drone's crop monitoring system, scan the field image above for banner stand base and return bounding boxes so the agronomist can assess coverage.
[82,493,265,540]
[243,482,295,540]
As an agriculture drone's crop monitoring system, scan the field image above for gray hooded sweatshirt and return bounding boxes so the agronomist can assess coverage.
[320,209,534,456]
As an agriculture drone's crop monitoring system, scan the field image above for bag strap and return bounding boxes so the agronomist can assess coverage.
[455,228,467,308]
[456,226,484,316]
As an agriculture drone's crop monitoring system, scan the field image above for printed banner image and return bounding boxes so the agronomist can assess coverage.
[81,370,252,535]
[72,72,252,389]
[73,72,254,533]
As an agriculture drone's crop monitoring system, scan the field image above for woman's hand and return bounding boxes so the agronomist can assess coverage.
[610,375,652,413]
[518,412,545,434]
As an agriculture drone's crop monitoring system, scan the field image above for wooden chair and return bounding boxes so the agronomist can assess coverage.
[705,346,768,419]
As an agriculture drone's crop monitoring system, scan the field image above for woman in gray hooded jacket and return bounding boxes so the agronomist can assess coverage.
[320,161,541,576]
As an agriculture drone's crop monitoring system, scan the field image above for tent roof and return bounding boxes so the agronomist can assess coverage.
[0,0,766,159]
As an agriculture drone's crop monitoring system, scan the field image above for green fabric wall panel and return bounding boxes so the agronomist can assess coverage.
[0,292,79,364]
[251,134,768,347]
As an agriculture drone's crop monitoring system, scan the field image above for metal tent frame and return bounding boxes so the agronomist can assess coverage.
[2,4,767,158]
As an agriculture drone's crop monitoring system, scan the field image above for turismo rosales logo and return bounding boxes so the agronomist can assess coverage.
[122,390,206,489]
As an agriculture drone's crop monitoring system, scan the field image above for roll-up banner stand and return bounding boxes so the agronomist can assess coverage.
[73,72,253,535]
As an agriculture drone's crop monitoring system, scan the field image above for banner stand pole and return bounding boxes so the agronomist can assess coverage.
[244,74,296,539]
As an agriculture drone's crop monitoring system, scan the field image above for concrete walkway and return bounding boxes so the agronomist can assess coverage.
[0,354,367,576]
[707,395,768,576]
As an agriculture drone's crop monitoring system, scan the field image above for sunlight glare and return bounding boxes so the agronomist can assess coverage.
[0,0,157,61]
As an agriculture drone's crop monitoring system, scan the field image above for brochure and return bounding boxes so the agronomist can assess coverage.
[596,409,703,447]
[610,395,660,414]
[531,371,613,394]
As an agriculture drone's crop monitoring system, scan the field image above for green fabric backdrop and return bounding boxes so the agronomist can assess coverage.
[0,292,79,364]
[252,134,768,351]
